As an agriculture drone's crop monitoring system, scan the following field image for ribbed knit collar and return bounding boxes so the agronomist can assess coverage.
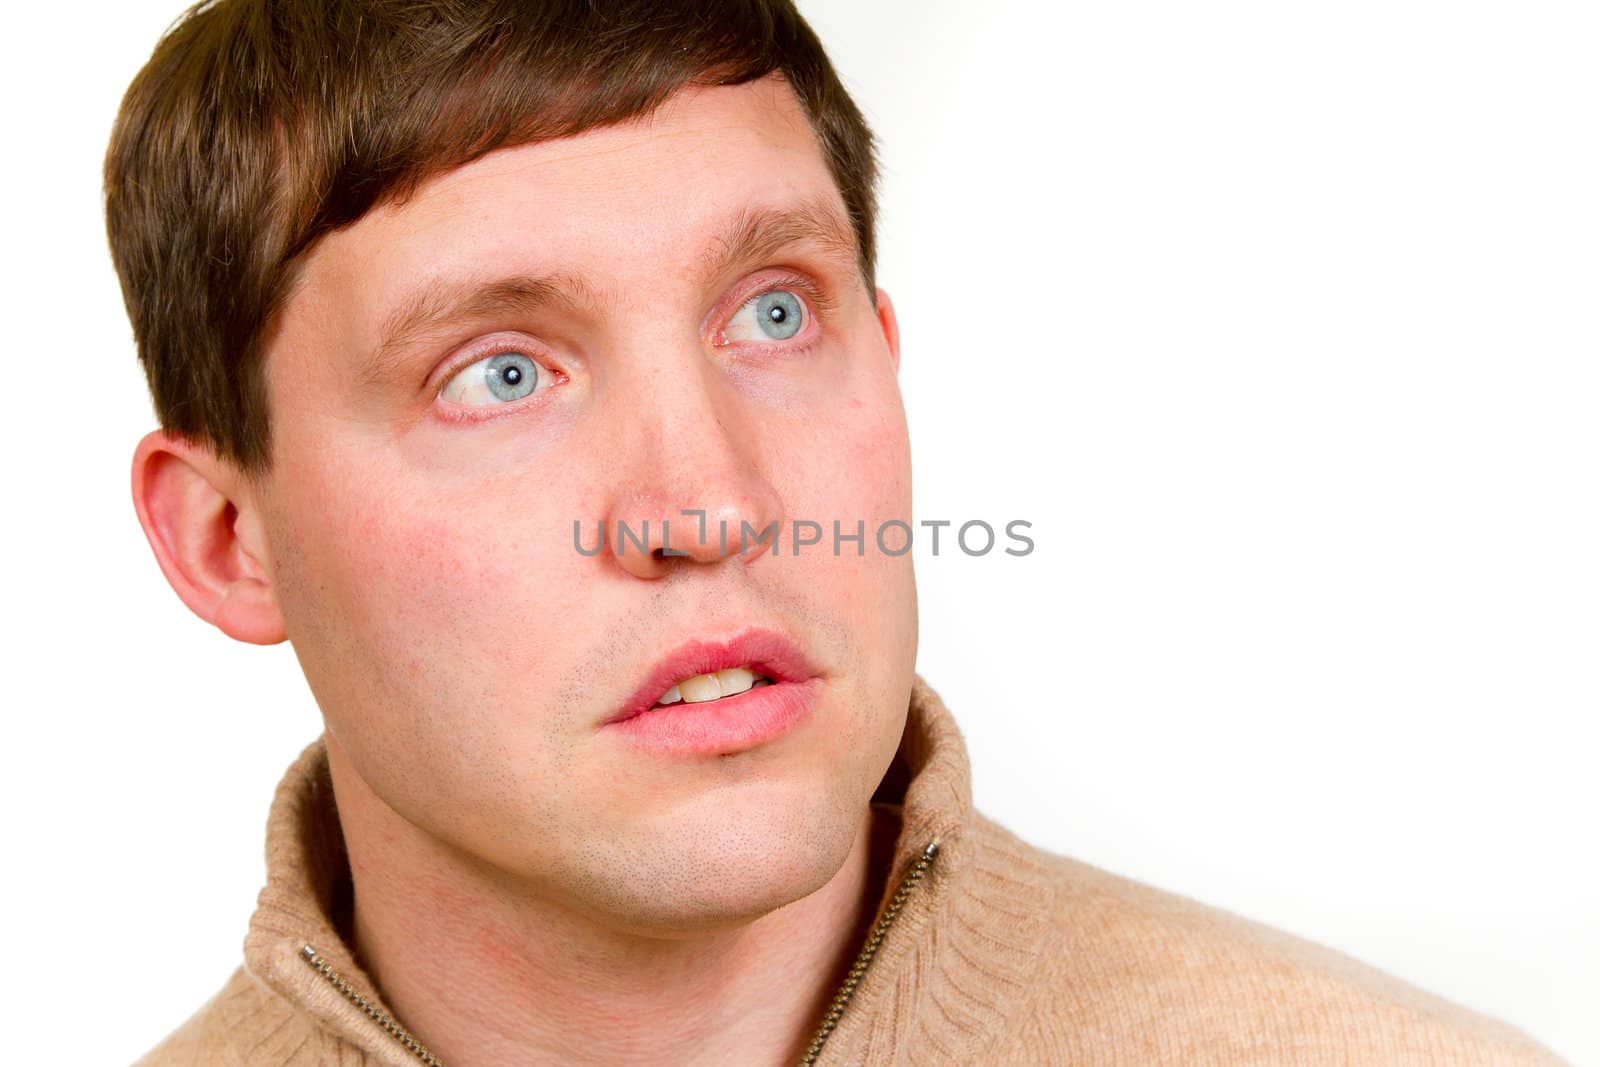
[241,674,1053,1064]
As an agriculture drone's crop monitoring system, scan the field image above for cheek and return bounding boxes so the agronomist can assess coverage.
[777,391,915,622]
[780,384,912,525]
[852,398,913,512]
[269,454,587,695]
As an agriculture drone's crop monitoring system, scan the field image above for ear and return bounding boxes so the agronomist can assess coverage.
[131,430,286,645]
[875,287,902,375]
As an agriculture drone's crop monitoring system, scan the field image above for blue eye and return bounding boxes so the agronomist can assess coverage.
[441,351,542,406]
[724,289,807,344]
[755,291,803,339]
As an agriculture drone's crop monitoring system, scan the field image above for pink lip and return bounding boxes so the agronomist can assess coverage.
[608,627,819,724]
[603,628,823,755]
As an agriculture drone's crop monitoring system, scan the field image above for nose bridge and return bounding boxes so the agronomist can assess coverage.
[600,340,784,571]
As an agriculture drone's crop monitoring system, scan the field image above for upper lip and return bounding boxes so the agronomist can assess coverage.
[605,627,820,725]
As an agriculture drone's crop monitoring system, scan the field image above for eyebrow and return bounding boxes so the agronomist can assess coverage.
[700,196,860,289]
[364,197,861,387]
[365,272,595,389]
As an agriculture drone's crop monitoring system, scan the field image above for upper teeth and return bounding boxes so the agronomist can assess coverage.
[656,666,773,706]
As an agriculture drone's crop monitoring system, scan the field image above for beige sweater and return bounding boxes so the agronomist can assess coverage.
[134,676,1566,1065]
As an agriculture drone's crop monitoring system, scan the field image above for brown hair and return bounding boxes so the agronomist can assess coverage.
[105,0,879,474]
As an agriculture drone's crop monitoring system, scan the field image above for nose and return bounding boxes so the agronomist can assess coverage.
[597,355,785,581]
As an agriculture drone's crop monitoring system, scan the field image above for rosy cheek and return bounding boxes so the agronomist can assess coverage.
[848,408,912,507]
[297,488,470,634]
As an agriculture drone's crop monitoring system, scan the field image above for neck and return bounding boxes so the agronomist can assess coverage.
[325,736,899,1067]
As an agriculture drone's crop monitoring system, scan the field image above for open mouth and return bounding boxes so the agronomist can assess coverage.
[651,666,776,709]
[605,628,818,728]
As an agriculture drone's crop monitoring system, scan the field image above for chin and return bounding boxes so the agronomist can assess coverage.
[573,779,867,937]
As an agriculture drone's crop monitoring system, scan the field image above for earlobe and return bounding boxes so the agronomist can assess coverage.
[131,431,287,645]
[875,287,902,375]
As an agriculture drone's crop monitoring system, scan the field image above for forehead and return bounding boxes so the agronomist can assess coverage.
[290,75,848,321]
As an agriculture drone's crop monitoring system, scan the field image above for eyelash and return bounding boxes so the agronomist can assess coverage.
[432,272,834,417]
[717,273,833,352]
[429,338,564,423]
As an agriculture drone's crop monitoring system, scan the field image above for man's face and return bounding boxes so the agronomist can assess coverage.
[252,75,916,930]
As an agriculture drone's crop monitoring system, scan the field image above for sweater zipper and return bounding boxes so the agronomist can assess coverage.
[300,839,940,1067]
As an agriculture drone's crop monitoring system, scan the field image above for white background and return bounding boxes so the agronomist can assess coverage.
[1,1,1594,1063]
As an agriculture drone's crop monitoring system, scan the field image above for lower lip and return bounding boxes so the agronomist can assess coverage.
[605,679,821,755]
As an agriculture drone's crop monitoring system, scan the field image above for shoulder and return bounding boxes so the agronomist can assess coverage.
[130,965,350,1067]
[965,814,1567,1065]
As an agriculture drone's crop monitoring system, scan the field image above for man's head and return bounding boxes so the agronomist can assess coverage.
[106,0,884,476]
[111,0,917,934]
